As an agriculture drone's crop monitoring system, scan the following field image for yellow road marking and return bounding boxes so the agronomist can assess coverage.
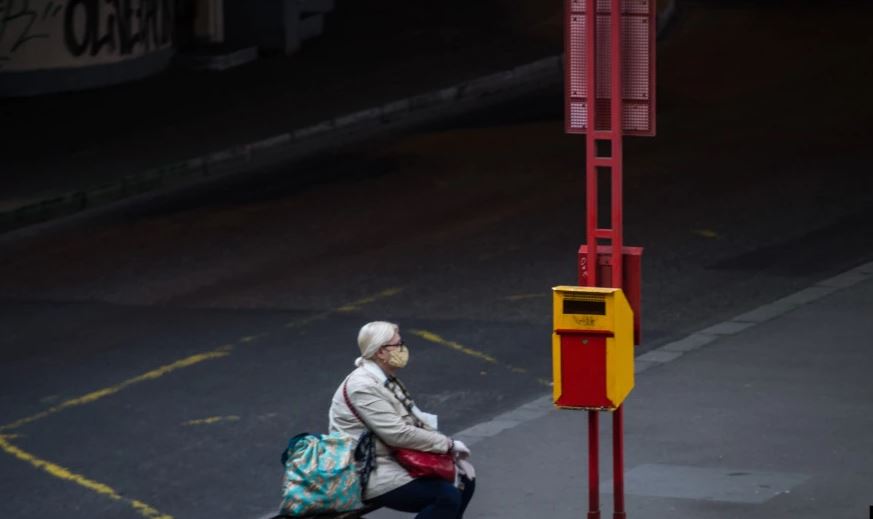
[693,229,720,239]
[0,345,234,432]
[409,330,499,364]
[182,415,240,427]
[285,311,334,329]
[286,287,404,327]
[0,436,172,519]
[409,330,552,387]
[335,287,404,312]
[239,334,269,344]
[5,287,402,431]
[410,329,551,388]
[0,288,407,515]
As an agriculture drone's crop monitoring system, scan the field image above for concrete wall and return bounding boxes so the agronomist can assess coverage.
[0,0,175,96]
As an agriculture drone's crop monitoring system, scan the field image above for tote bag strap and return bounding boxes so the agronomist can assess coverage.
[341,378,377,494]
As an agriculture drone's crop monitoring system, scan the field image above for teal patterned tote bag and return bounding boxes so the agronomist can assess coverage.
[279,432,364,516]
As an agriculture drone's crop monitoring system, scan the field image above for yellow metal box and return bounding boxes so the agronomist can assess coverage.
[552,286,635,410]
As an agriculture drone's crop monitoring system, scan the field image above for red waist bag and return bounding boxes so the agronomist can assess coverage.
[391,447,455,481]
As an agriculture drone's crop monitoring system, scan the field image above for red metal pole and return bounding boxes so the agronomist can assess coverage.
[584,0,598,288]
[609,0,624,286]
[584,0,600,516]
[588,410,601,519]
[612,405,626,519]
[608,1,626,517]
[587,0,601,514]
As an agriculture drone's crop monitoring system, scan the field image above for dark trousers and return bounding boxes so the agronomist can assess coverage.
[367,477,475,519]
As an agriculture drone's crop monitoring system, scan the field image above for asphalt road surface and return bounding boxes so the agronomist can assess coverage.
[1,4,872,518]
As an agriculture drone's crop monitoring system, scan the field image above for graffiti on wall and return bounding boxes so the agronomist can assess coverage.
[0,0,174,71]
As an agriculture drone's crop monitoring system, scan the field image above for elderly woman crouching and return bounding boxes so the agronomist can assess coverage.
[329,321,476,518]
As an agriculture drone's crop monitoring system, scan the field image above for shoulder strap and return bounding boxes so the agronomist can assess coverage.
[342,379,367,426]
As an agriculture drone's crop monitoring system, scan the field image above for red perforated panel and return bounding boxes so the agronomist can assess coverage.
[569,13,586,99]
[564,0,655,136]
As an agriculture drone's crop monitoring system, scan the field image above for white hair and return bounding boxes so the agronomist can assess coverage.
[357,321,399,362]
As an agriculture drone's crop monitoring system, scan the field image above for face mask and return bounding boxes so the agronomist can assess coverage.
[387,346,409,368]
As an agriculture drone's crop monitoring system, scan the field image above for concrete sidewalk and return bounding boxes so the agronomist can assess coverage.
[370,261,873,519]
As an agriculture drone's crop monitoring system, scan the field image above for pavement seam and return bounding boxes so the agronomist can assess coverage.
[2,1,678,236]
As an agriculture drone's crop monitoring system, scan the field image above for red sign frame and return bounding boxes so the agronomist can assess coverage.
[564,0,656,136]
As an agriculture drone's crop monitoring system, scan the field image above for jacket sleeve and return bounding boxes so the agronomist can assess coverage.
[349,384,451,453]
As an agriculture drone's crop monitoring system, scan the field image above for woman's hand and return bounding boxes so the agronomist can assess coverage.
[457,458,476,479]
[450,439,471,459]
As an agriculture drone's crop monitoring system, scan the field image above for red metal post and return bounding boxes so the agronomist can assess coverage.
[609,0,624,288]
[584,1,601,517]
[585,0,600,519]
[588,410,601,519]
[612,406,626,519]
[608,1,626,517]
[568,0,654,516]
[580,0,631,517]
[584,0,599,288]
